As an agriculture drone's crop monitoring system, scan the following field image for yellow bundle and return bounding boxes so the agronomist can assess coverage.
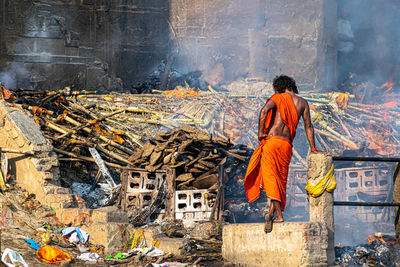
[305,164,336,198]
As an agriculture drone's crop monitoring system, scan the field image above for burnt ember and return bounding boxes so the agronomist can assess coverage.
[335,234,399,266]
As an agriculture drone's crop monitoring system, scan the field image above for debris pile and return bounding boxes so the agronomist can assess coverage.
[128,125,251,190]
[335,233,398,266]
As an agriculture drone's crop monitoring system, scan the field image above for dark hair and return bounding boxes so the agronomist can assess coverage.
[272,75,298,94]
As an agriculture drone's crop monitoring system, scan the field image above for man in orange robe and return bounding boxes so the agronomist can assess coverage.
[244,75,323,233]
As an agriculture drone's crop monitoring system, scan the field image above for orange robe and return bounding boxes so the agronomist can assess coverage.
[244,93,299,211]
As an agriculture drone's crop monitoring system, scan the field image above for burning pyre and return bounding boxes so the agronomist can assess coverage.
[335,233,399,266]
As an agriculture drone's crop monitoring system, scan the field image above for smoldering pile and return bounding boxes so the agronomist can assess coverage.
[128,125,252,190]
[335,233,399,266]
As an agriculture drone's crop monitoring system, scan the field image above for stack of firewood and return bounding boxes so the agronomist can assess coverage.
[128,125,252,190]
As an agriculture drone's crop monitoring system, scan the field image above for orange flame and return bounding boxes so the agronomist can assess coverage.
[162,86,200,98]
[381,78,394,93]
[367,233,387,245]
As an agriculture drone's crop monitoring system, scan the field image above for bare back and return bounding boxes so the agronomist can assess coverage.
[267,91,308,141]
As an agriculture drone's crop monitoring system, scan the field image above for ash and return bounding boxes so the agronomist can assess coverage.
[335,235,400,266]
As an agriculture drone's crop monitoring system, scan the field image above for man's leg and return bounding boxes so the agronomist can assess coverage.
[267,200,274,218]
[271,200,284,222]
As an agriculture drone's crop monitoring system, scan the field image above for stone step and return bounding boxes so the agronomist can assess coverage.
[222,222,329,267]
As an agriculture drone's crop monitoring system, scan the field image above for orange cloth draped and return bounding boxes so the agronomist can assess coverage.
[244,93,299,210]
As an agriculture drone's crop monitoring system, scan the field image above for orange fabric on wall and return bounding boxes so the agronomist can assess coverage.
[244,93,299,210]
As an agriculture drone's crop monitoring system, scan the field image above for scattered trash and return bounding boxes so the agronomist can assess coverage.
[77,252,100,262]
[152,264,170,267]
[70,182,111,208]
[115,252,125,259]
[39,232,52,244]
[77,244,90,253]
[36,246,72,264]
[25,239,40,250]
[1,248,29,267]
[146,247,164,257]
[62,227,89,244]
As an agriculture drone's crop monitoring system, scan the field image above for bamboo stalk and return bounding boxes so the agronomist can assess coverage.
[315,129,358,150]
[53,148,124,169]
[62,115,134,155]
[292,148,307,166]
[0,148,33,155]
[56,109,124,140]
[95,145,133,166]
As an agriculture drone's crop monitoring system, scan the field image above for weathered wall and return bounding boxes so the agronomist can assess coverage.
[0,0,170,90]
[222,222,329,266]
[169,0,338,91]
[1,0,337,91]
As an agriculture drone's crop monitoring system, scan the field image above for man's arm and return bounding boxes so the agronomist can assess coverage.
[302,101,317,152]
[258,100,276,141]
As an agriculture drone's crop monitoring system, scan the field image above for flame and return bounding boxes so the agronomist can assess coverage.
[367,233,387,245]
[162,85,200,98]
[365,123,398,156]
[381,78,395,93]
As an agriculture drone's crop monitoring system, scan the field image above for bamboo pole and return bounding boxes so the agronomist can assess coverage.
[315,129,358,150]
[53,148,124,169]
[56,109,124,140]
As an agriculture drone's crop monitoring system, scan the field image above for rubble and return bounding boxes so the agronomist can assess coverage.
[0,81,399,266]
[335,233,399,266]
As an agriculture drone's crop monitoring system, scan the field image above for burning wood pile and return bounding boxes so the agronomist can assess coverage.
[306,92,400,157]
[335,233,398,266]
[4,84,400,213]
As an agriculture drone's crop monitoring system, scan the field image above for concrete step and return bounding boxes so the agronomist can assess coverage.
[222,222,329,267]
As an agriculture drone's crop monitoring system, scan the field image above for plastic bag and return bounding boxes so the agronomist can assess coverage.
[1,248,29,267]
[77,252,100,262]
[62,227,89,244]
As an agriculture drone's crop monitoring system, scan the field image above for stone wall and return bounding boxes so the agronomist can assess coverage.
[0,101,74,207]
[1,0,337,92]
[0,0,170,90]
[0,100,131,253]
[169,0,338,91]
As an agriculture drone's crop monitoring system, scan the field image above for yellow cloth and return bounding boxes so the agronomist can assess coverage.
[305,164,337,197]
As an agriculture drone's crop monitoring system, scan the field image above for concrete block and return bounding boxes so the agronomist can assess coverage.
[157,237,185,256]
[59,208,92,225]
[6,108,48,145]
[91,206,130,223]
[222,222,328,267]
[81,223,129,254]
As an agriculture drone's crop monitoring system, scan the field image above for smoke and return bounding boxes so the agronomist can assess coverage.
[338,0,400,89]
[0,62,31,89]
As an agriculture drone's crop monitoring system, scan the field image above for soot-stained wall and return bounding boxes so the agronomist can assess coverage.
[0,0,336,91]
[0,0,170,91]
[169,0,338,91]
[170,0,337,89]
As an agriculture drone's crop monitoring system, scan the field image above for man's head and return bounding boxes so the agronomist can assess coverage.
[272,75,298,94]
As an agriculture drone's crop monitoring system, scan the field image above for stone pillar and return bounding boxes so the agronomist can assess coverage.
[307,153,335,265]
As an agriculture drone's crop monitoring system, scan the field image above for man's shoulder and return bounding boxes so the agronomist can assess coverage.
[294,94,307,103]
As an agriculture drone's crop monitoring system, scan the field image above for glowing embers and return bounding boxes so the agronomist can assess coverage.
[367,233,390,246]
[162,85,200,98]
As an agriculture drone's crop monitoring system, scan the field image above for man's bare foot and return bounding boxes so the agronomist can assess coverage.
[273,217,284,223]
[264,214,273,233]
